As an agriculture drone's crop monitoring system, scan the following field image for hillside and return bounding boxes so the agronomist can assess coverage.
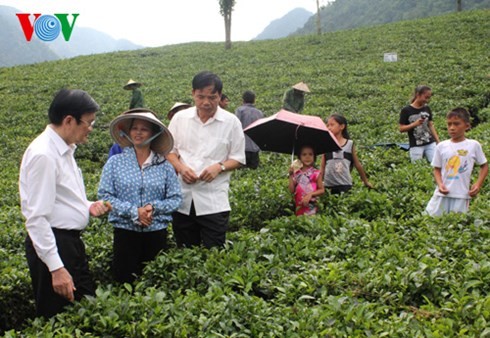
[296,0,490,35]
[0,5,142,67]
[48,27,143,59]
[0,6,59,67]
[1,9,489,336]
[254,8,313,40]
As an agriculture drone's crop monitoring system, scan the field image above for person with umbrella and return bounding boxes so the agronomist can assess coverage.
[243,109,340,159]
[243,109,339,216]
[288,145,325,216]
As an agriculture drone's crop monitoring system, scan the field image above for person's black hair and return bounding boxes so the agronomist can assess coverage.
[326,113,350,139]
[242,90,255,104]
[447,107,471,125]
[296,144,317,163]
[192,71,223,94]
[48,89,99,125]
[410,85,431,103]
[221,93,228,100]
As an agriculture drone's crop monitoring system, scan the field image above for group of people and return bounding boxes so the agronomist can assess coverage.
[19,71,246,318]
[19,75,487,319]
[288,85,487,218]
[398,85,487,216]
[288,113,374,215]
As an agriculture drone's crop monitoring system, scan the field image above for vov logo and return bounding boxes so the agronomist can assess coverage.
[16,14,79,42]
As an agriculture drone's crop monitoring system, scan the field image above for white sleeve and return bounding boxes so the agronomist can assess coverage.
[431,142,443,168]
[474,141,487,165]
[22,154,63,271]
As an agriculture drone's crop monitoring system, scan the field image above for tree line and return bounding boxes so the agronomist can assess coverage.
[219,0,490,49]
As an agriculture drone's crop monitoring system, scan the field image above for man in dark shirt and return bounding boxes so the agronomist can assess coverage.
[235,90,264,169]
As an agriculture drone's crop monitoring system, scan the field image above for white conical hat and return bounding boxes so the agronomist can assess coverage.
[167,102,192,120]
[123,79,142,90]
[292,82,310,93]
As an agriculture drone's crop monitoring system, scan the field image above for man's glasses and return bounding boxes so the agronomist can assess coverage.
[79,119,96,128]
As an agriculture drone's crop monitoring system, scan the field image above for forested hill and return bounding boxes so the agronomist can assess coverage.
[296,0,490,35]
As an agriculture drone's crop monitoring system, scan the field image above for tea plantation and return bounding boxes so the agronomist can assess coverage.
[1,9,489,337]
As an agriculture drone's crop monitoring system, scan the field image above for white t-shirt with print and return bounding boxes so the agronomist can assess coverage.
[431,139,487,199]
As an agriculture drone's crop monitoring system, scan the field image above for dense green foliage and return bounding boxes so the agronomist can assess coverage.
[297,0,490,35]
[0,9,489,337]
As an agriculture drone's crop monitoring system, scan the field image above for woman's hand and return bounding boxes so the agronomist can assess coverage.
[137,204,153,227]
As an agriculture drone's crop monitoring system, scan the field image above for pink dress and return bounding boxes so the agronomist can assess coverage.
[293,167,320,216]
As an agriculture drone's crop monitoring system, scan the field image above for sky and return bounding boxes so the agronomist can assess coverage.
[3,0,324,47]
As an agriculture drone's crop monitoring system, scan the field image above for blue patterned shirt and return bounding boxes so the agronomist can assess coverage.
[98,147,182,232]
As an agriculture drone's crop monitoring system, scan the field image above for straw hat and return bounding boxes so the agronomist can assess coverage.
[292,82,310,93]
[167,102,192,120]
[109,108,173,156]
[123,79,142,90]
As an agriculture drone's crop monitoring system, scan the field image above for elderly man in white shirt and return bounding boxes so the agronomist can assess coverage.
[19,89,111,318]
[167,71,245,248]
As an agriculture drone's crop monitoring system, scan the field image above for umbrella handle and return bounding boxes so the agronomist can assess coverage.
[291,124,302,163]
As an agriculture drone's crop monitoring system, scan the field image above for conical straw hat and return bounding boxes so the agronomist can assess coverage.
[292,82,310,93]
[167,102,192,120]
[109,108,173,156]
[123,79,142,90]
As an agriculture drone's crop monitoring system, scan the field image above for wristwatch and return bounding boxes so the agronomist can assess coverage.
[219,162,226,172]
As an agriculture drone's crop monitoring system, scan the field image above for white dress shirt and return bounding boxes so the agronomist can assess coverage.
[19,126,92,271]
[168,107,245,216]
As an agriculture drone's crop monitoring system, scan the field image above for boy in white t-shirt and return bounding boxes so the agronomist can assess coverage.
[425,107,488,216]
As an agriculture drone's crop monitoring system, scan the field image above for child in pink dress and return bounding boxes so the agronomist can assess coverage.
[288,145,325,216]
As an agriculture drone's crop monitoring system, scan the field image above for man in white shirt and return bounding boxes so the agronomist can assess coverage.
[167,71,245,248]
[19,89,111,318]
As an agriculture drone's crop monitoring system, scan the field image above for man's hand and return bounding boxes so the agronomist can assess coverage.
[199,163,221,183]
[89,200,112,217]
[51,267,76,302]
[179,165,199,184]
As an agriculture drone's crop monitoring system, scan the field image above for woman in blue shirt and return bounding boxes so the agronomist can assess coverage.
[98,108,182,283]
